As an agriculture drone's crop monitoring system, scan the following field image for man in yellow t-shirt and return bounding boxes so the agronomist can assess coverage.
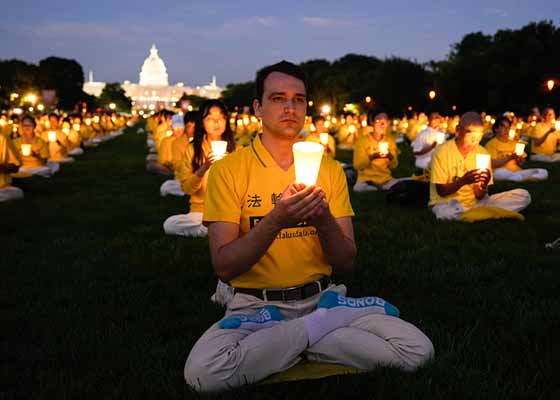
[352,112,404,191]
[0,133,23,202]
[184,61,433,393]
[486,116,547,182]
[429,112,531,220]
[530,108,560,162]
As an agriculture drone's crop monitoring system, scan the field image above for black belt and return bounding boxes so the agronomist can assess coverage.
[234,277,331,301]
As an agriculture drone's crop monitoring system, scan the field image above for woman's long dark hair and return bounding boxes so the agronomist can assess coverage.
[191,99,235,171]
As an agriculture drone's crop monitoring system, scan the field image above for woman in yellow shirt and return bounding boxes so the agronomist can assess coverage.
[163,100,237,237]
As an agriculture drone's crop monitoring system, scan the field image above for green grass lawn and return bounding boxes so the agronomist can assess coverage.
[2,123,559,399]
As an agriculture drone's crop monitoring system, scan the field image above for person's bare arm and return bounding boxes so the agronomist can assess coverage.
[534,129,553,146]
[313,213,355,274]
[436,170,478,197]
[491,154,515,169]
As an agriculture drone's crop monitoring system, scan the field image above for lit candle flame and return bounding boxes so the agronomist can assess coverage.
[378,141,389,156]
[476,154,491,170]
[514,143,525,156]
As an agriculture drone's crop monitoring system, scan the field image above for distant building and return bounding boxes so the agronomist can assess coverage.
[83,44,223,110]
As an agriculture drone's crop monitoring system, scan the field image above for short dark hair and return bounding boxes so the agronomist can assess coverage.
[492,116,511,134]
[183,110,199,125]
[255,60,308,103]
[20,114,36,127]
[311,115,325,124]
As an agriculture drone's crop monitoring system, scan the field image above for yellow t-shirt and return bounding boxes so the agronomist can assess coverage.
[485,138,524,172]
[203,134,354,289]
[13,136,49,169]
[353,134,398,184]
[532,123,559,155]
[157,135,175,168]
[176,139,240,213]
[429,139,493,208]
[0,135,22,188]
[171,135,189,175]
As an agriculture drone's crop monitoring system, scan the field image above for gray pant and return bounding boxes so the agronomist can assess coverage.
[184,284,434,393]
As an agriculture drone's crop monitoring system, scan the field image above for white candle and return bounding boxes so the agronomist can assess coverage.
[361,120,367,128]
[320,133,329,145]
[515,143,525,156]
[48,131,57,142]
[436,132,445,144]
[73,123,81,131]
[508,130,516,140]
[211,140,227,160]
[378,141,389,156]
[476,154,491,170]
[21,144,31,156]
[166,130,173,137]
[62,128,70,135]
[555,121,560,131]
[293,141,324,186]
[348,125,356,134]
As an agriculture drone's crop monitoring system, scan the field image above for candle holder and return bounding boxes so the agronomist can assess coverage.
[21,144,31,156]
[378,141,389,156]
[476,154,491,170]
[211,140,227,160]
[293,142,324,186]
[515,143,525,156]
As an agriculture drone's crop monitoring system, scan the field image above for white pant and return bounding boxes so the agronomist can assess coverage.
[354,178,408,192]
[185,284,434,393]
[432,188,531,220]
[49,156,74,164]
[530,153,560,163]
[19,161,60,178]
[493,168,548,182]
[163,212,208,237]
[146,154,158,162]
[68,147,84,156]
[415,157,431,170]
[0,186,24,202]
[160,179,185,197]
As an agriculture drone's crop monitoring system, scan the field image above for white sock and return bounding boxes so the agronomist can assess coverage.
[218,305,283,331]
[303,291,399,346]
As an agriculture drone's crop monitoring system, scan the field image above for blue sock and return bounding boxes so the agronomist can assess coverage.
[318,291,400,317]
[219,305,284,331]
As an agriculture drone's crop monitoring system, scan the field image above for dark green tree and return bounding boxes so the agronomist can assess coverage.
[38,57,86,111]
[220,81,255,111]
[98,83,132,112]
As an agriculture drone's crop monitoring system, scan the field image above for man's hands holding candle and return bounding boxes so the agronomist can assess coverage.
[269,183,328,230]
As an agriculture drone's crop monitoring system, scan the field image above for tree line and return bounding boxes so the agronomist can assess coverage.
[1,20,558,115]
[222,20,560,116]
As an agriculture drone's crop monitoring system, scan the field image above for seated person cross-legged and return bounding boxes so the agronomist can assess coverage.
[530,108,560,163]
[12,115,59,178]
[429,112,531,221]
[163,100,238,237]
[184,61,434,394]
[0,134,23,202]
[353,112,405,192]
[486,116,547,182]
[160,111,199,197]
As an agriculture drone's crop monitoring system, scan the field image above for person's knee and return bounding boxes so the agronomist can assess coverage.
[184,347,228,393]
[513,188,531,207]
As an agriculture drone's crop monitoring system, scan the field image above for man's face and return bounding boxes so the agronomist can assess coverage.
[429,116,442,129]
[20,120,35,138]
[495,119,511,140]
[543,109,555,123]
[457,124,484,153]
[49,117,58,129]
[254,72,306,139]
[373,115,388,138]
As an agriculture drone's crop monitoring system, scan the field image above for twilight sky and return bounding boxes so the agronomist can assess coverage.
[1,0,559,87]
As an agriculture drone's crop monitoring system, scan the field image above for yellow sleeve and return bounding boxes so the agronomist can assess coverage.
[158,137,173,168]
[430,146,448,184]
[352,137,370,170]
[177,145,204,195]
[35,138,50,159]
[203,160,241,224]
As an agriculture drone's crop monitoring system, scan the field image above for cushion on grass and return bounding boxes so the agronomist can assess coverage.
[260,360,364,384]
[459,206,525,222]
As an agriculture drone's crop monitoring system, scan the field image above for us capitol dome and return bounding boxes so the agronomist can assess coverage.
[84,44,222,111]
